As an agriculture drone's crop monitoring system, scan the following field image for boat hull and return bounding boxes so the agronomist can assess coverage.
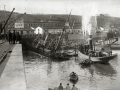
[63,50,78,57]
[69,73,78,84]
[22,41,71,60]
[70,76,78,81]
[78,51,117,63]
[80,59,93,66]
[111,44,120,50]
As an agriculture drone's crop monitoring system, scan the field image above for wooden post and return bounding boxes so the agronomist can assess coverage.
[89,35,93,50]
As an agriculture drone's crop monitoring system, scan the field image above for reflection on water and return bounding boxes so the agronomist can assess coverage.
[94,63,116,77]
[23,50,120,90]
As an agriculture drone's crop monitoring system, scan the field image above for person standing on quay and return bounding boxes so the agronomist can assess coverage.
[18,33,21,44]
[66,83,70,90]
[58,83,63,90]
[12,30,16,44]
[8,30,12,44]
[15,32,19,43]
[72,84,78,90]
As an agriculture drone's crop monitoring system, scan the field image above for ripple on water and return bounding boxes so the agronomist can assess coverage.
[23,50,120,90]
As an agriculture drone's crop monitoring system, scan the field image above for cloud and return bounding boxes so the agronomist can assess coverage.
[0,0,120,17]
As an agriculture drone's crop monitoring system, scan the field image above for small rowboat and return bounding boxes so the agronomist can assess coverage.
[69,72,78,82]
[63,50,78,57]
[80,59,93,66]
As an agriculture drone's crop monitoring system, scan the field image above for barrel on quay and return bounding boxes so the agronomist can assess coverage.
[0,44,27,90]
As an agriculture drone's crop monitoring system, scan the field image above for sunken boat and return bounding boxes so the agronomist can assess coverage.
[22,22,78,60]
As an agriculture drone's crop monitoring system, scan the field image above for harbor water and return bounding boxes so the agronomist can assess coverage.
[23,49,120,90]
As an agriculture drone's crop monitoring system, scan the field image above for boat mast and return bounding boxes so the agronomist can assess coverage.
[43,33,49,46]
[54,10,72,52]
[34,16,52,48]
[54,27,65,52]
[43,16,52,46]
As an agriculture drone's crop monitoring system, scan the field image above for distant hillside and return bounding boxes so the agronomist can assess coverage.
[23,14,82,23]
[0,10,120,29]
[0,10,82,23]
[97,14,120,29]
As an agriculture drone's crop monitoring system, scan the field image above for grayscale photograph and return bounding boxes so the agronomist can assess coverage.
[0,0,120,90]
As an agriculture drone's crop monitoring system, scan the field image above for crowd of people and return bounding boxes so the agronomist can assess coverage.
[7,30,21,44]
[49,83,78,90]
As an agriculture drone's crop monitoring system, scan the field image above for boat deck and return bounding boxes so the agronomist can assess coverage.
[78,51,99,61]
[77,51,117,64]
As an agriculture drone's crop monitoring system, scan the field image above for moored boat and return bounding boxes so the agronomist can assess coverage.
[22,39,71,60]
[111,44,120,50]
[63,49,78,57]
[78,50,117,64]
[80,59,93,66]
[22,25,78,60]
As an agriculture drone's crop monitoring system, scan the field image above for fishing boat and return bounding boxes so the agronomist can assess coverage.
[63,49,78,57]
[78,46,117,64]
[80,59,93,66]
[79,14,117,64]
[22,12,79,60]
[78,38,117,64]
[22,25,78,60]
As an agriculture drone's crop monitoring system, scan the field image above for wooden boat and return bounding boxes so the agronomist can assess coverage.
[78,50,117,64]
[69,72,78,81]
[22,24,77,60]
[22,12,79,60]
[111,44,120,50]
[63,50,78,57]
[51,51,70,60]
[80,59,93,66]
[22,40,71,60]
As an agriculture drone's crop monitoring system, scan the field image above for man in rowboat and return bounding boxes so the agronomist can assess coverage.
[70,72,77,76]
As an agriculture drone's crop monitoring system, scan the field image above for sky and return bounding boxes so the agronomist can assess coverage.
[0,0,120,17]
